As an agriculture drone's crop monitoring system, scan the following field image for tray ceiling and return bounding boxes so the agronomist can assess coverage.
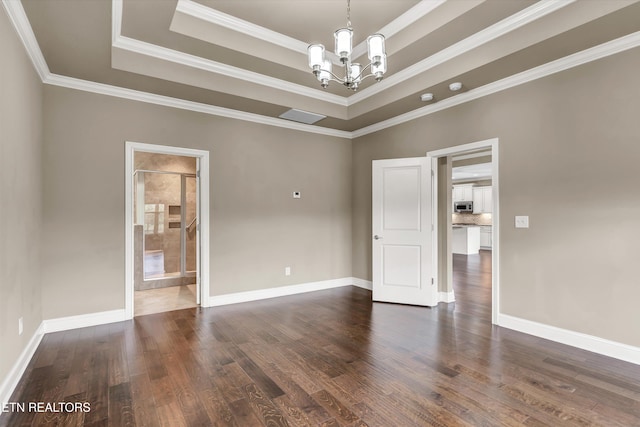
[16,0,640,133]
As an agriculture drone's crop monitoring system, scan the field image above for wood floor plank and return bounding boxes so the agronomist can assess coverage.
[273,394,313,427]
[238,347,331,424]
[3,251,640,426]
[108,382,135,427]
[311,389,361,425]
[129,373,161,427]
[227,397,264,426]
[242,382,290,426]
[197,386,238,427]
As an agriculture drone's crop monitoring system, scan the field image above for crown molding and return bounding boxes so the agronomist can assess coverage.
[352,31,640,138]
[351,0,446,59]
[175,0,446,68]
[348,0,575,105]
[1,0,49,80]
[175,0,308,54]
[110,0,578,112]
[376,0,447,40]
[112,34,348,108]
[4,0,639,140]
[43,73,352,139]
[174,0,342,68]
[112,0,122,45]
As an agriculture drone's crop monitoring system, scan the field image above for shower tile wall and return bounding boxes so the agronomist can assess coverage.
[134,152,196,280]
[135,151,196,174]
[144,172,182,275]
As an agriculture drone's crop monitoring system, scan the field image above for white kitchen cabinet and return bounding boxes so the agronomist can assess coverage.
[452,226,480,254]
[473,186,492,213]
[453,184,474,202]
[480,226,492,249]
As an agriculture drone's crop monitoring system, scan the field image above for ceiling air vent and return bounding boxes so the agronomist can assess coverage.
[278,109,326,125]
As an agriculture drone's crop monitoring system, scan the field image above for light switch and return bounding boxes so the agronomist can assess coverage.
[293,191,301,199]
[515,216,529,228]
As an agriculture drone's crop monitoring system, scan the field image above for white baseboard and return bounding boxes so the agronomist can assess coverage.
[438,291,456,303]
[498,314,640,365]
[43,309,127,334]
[208,277,369,307]
[0,323,44,405]
[352,278,372,290]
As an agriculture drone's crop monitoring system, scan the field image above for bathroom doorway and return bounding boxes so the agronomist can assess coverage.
[124,142,210,319]
[134,153,197,315]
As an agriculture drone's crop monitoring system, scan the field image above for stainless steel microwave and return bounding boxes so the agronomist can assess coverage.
[454,201,473,212]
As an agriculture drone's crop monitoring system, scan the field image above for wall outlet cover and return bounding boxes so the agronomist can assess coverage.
[285,267,291,276]
[515,216,529,228]
[293,191,301,199]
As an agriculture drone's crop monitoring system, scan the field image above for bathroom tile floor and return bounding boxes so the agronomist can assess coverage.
[134,284,197,316]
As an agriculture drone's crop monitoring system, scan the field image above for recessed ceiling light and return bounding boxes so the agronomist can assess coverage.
[449,82,463,91]
[420,93,434,102]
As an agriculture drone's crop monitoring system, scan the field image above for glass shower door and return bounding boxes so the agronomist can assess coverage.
[134,170,198,283]
[184,176,197,277]
[141,172,182,279]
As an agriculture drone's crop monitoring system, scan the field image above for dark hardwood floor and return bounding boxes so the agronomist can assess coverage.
[2,251,640,426]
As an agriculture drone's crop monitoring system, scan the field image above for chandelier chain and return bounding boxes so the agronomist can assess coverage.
[347,0,352,29]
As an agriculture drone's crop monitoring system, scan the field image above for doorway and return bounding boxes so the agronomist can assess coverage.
[125,142,210,319]
[133,160,197,315]
[428,138,499,324]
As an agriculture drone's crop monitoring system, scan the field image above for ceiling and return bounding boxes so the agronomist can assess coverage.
[15,0,640,134]
[452,162,492,182]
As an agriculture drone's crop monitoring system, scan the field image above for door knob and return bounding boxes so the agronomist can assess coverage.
[374,235,383,240]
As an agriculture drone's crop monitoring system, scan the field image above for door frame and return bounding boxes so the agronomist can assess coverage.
[124,141,211,319]
[427,138,500,324]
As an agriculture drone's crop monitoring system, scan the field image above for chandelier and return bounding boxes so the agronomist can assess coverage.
[307,0,387,91]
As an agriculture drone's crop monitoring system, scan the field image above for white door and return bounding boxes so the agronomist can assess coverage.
[372,157,437,306]
[195,163,201,305]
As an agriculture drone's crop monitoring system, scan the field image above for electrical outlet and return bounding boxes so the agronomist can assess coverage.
[515,216,529,228]
[285,267,291,276]
[18,317,23,336]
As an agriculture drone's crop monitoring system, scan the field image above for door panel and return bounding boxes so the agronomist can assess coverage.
[383,167,421,230]
[383,245,421,288]
[372,157,437,306]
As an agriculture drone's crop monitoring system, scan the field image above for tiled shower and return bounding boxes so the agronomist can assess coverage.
[133,152,197,290]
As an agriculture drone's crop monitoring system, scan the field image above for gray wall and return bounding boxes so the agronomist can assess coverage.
[353,47,640,347]
[0,10,43,385]
[41,86,352,319]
